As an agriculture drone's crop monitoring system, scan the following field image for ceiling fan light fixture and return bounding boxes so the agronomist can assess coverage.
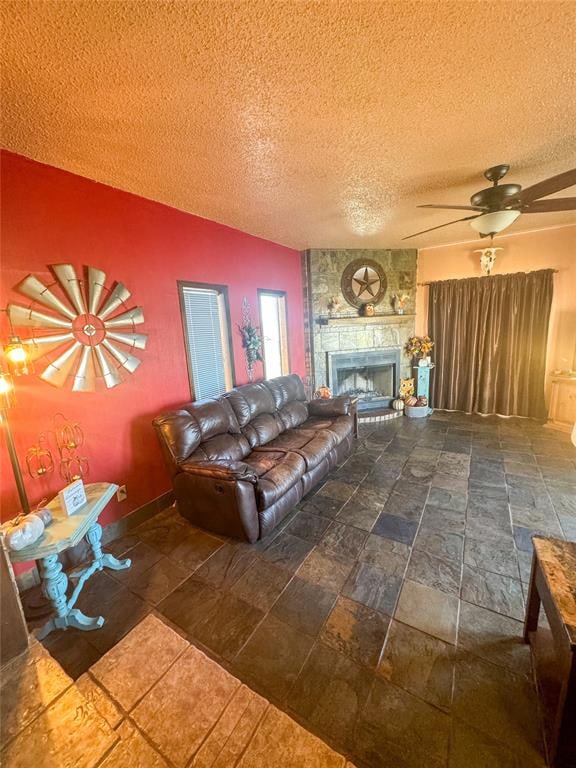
[469,209,521,236]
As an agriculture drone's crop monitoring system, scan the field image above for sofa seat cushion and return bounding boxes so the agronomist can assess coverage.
[254,428,315,452]
[243,450,288,477]
[296,430,340,469]
[302,415,354,443]
[244,450,306,510]
[254,428,337,471]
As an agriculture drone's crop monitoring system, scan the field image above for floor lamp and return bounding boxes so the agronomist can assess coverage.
[0,340,50,617]
[0,373,30,514]
[1,327,31,515]
[0,383,30,663]
[0,366,35,650]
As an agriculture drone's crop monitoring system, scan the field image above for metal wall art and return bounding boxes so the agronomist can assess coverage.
[26,414,89,484]
[54,413,89,483]
[7,264,147,390]
[26,434,54,480]
[341,259,387,309]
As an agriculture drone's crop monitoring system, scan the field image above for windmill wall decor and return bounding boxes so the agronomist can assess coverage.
[7,264,147,391]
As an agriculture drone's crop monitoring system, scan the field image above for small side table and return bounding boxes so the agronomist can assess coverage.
[524,536,576,767]
[6,482,131,640]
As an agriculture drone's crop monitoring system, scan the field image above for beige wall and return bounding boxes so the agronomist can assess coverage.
[416,224,576,400]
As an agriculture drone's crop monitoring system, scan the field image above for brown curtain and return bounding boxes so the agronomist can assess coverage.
[428,269,553,418]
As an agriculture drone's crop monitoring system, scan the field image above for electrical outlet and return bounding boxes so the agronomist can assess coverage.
[117,485,128,502]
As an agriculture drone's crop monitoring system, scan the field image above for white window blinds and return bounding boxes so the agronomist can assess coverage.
[180,285,232,400]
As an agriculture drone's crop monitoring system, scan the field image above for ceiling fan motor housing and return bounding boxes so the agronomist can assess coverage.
[470,183,522,209]
[484,164,510,183]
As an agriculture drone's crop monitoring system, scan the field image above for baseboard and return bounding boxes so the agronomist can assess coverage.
[15,489,175,593]
[101,490,175,546]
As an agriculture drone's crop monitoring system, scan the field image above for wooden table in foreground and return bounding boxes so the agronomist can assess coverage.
[7,482,131,640]
[524,536,576,767]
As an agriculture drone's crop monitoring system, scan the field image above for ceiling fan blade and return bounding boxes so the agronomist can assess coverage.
[417,204,485,211]
[402,214,481,240]
[520,197,576,213]
[512,169,576,205]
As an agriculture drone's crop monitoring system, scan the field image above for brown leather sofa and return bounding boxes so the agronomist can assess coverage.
[153,374,356,542]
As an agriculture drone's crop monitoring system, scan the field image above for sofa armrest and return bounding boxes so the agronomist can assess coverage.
[179,460,258,484]
[308,395,352,418]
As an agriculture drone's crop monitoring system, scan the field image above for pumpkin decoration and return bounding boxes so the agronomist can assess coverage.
[391,398,405,411]
[315,386,332,400]
[405,395,418,406]
[359,303,375,317]
[416,396,428,407]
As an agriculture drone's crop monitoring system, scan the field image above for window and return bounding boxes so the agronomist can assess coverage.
[258,289,289,379]
[178,282,234,400]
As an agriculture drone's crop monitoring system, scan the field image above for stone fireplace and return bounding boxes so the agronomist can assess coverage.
[327,347,401,410]
[302,248,418,407]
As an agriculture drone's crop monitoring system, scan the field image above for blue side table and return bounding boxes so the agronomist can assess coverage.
[5,482,131,639]
[413,363,435,414]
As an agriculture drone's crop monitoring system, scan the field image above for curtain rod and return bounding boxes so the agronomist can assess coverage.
[418,269,559,286]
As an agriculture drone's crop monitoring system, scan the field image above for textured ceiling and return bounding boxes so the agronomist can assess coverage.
[2,0,576,249]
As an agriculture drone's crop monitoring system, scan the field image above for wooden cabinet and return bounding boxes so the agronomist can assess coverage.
[547,375,576,432]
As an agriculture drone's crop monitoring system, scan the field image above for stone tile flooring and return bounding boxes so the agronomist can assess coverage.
[23,412,576,766]
[1,615,356,768]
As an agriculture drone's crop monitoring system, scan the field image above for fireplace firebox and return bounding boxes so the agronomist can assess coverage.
[327,348,401,411]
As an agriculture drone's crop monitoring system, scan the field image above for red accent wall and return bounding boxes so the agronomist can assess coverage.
[0,151,305,532]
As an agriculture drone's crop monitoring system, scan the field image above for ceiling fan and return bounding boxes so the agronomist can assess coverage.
[403,165,576,240]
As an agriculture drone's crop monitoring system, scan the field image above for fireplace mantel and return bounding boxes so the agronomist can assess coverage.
[316,313,415,326]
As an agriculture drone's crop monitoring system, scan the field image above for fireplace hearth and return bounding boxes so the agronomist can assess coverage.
[327,348,401,411]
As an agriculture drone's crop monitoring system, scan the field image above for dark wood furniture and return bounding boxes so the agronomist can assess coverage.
[524,537,576,767]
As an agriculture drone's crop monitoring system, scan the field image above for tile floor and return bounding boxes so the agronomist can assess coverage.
[22,412,576,767]
[1,614,356,768]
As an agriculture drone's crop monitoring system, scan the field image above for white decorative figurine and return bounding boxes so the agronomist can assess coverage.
[475,247,503,276]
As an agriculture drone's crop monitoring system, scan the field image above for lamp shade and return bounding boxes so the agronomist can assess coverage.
[470,209,521,236]
[3,336,30,376]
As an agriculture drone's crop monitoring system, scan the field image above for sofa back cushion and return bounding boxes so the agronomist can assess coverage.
[264,374,309,430]
[223,382,283,448]
[188,432,251,463]
[153,398,249,467]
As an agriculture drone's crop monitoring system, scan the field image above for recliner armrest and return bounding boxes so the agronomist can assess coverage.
[308,395,352,418]
[179,460,258,484]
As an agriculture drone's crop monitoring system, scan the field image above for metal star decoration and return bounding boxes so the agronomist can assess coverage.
[352,267,380,299]
[340,258,387,309]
